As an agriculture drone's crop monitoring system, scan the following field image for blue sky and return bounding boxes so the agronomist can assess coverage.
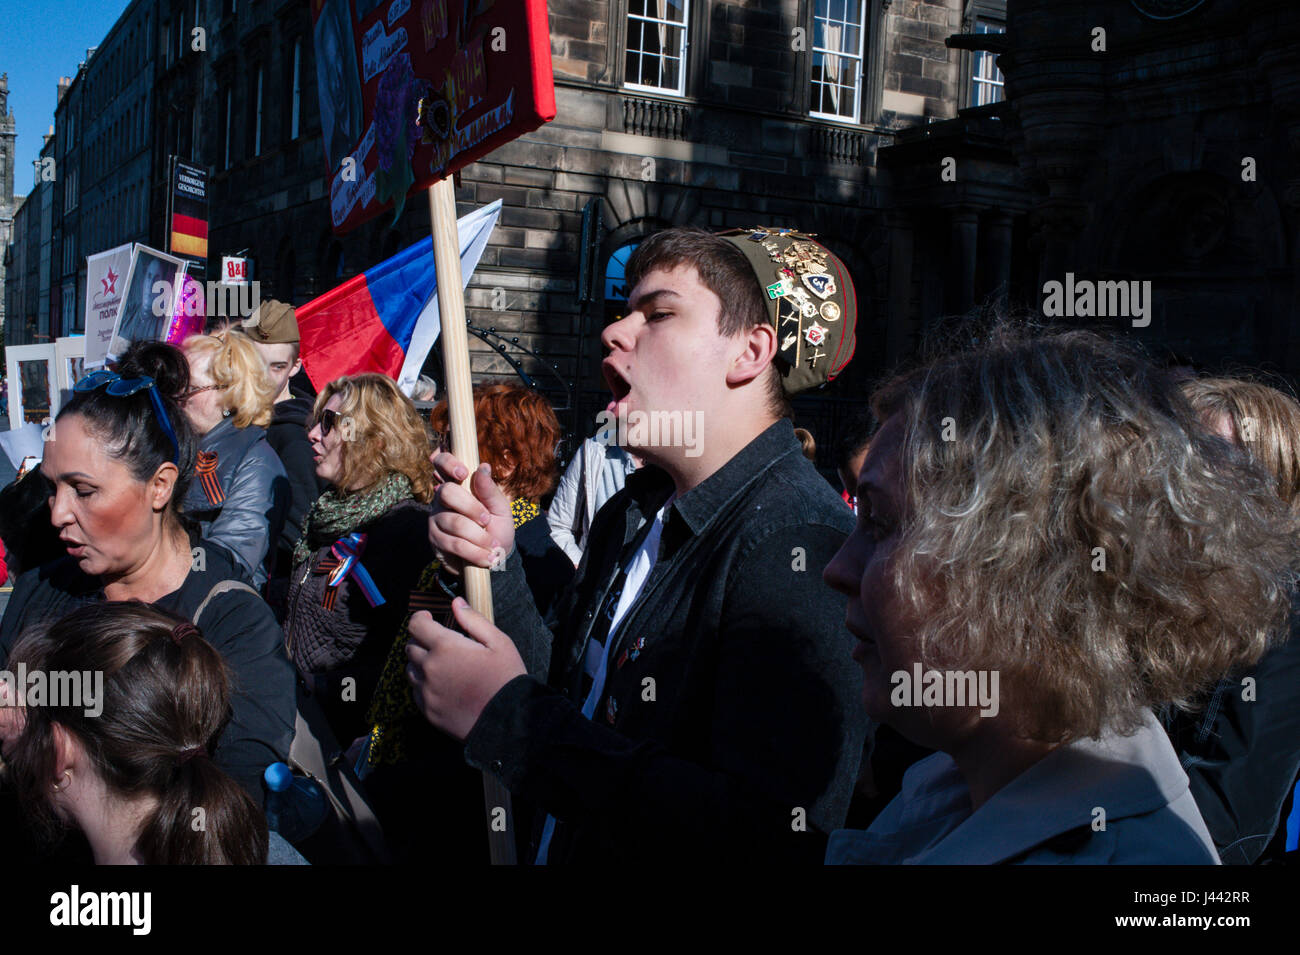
[1,0,132,197]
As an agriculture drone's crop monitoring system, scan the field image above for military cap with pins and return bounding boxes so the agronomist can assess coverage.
[715,227,857,395]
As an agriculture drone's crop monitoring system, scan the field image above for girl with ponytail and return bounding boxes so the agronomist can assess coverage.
[0,602,300,864]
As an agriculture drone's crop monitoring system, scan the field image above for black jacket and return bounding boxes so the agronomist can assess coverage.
[462,418,868,864]
[1164,602,1300,864]
[514,512,575,625]
[265,396,326,584]
[0,536,297,802]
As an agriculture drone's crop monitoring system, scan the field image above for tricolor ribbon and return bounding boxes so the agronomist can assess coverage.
[325,533,386,608]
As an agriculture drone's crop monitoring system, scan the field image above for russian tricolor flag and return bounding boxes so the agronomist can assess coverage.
[298,200,501,392]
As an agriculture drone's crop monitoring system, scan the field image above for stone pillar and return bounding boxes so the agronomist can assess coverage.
[984,210,1015,307]
[885,210,915,366]
[949,206,980,314]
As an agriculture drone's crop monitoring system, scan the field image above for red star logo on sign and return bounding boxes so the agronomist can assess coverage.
[102,267,118,296]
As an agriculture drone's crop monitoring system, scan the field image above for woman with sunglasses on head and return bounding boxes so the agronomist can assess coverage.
[1,603,306,865]
[0,341,295,830]
[178,332,290,590]
[285,373,438,764]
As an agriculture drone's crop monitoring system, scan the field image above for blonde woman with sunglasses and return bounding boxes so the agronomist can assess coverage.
[285,374,437,771]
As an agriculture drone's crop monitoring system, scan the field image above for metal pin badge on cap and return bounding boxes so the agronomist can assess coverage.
[716,227,857,395]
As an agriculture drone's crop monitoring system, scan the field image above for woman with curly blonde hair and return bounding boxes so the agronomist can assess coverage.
[178,332,289,588]
[351,381,572,865]
[823,325,1300,864]
[284,373,437,752]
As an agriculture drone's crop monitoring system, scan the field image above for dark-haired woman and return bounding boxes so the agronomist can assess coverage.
[0,341,295,808]
[0,603,305,864]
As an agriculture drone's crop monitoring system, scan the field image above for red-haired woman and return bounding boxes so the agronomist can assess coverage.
[429,381,574,620]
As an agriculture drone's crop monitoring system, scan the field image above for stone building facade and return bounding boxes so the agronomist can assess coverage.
[1004,0,1300,375]
[0,74,17,342]
[10,0,1300,459]
[2,0,161,348]
[8,0,1015,445]
[883,0,1300,381]
[3,126,54,347]
[168,0,997,441]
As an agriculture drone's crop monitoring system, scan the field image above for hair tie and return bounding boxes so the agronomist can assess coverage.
[177,746,207,766]
[170,622,199,646]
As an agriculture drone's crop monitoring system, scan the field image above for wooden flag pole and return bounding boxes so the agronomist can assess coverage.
[427,176,518,865]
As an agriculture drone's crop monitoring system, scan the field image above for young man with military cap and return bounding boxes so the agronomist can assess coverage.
[245,299,326,616]
[407,225,866,863]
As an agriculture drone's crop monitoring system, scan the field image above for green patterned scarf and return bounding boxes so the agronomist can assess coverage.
[293,471,415,568]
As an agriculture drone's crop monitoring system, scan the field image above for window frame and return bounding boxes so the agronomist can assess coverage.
[798,0,887,128]
[290,37,302,140]
[252,65,264,156]
[63,165,78,213]
[959,0,1007,111]
[222,86,233,170]
[622,0,692,97]
[808,0,868,124]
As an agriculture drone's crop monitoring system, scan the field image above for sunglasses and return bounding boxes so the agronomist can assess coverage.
[178,383,223,402]
[73,370,180,464]
[318,408,343,437]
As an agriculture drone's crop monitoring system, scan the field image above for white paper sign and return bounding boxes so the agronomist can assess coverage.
[108,245,187,362]
[83,243,134,369]
[221,256,250,285]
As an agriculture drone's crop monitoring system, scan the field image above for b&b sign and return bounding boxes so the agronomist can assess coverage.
[221,256,250,284]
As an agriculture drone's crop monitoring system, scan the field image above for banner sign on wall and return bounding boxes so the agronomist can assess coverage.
[221,256,251,284]
[169,158,210,268]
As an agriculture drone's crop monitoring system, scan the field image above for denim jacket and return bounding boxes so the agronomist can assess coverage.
[463,418,868,864]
